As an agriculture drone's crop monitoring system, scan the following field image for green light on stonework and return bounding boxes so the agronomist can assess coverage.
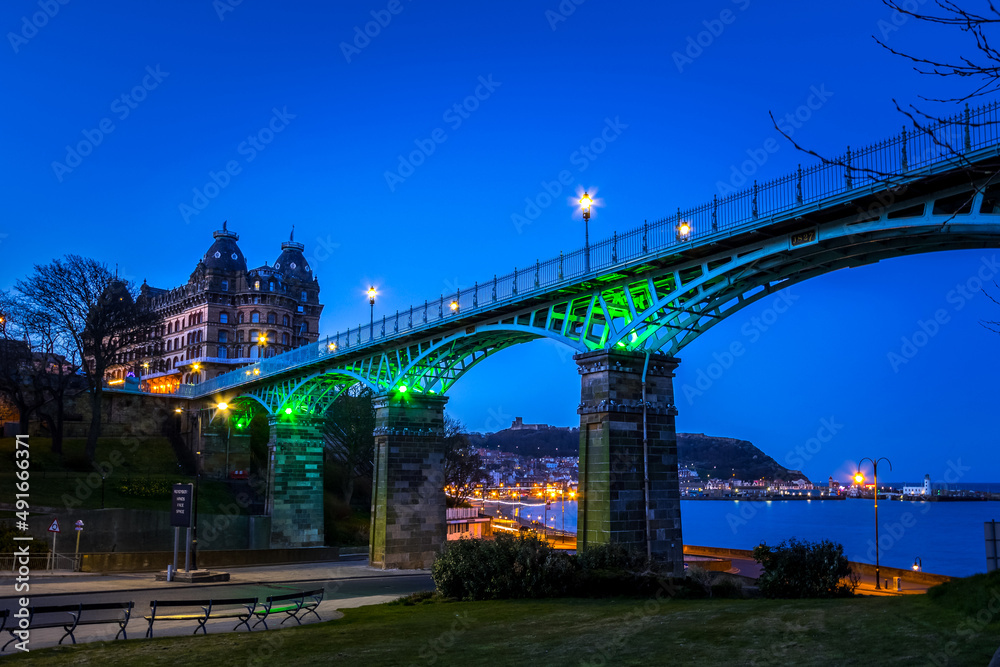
[398,385,408,393]
[284,407,293,415]
[617,341,627,348]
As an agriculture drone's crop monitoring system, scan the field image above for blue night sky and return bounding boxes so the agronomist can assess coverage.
[1,1,997,483]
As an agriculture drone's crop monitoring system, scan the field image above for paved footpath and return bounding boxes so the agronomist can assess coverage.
[0,561,434,653]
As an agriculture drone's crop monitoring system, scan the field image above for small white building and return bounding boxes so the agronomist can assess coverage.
[903,474,931,496]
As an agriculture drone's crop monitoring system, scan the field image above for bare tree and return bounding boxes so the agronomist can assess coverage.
[0,294,41,436]
[772,1,1000,177]
[0,291,83,453]
[323,384,376,506]
[15,256,161,461]
[443,415,486,507]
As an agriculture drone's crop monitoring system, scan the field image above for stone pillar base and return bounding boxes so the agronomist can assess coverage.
[576,349,684,576]
[370,393,448,570]
[268,415,325,548]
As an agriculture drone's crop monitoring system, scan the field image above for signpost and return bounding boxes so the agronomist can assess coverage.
[47,519,60,570]
[171,484,194,575]
[74,520,84,568]
[987,520,998,573]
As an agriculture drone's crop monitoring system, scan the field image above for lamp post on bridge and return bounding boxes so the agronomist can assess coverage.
[853,456,893,590]
[367,286,377,342]
[580,192,592,272]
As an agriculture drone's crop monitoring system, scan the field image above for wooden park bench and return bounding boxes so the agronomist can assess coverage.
[2,602,133,650]
[251,588,324,630]
[145,597,257,637]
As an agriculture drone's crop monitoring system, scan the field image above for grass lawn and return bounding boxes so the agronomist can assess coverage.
[4,593,998,666]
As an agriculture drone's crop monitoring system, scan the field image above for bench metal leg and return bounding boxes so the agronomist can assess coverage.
[251,616,269,631]
[58,613,80,645]
[193,605,211,635]
[2,631,17,653]
[232,608,253,633]
[301,606,322,623]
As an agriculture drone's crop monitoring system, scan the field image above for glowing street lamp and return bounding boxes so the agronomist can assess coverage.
[580,192,593,272]
[450,300,459,314]
[854,456,893,589]
[367,286,377,341]
[217,402,229,411]
[676,220,692,242]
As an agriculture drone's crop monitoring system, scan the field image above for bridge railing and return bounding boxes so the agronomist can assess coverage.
[186,101,1000,399]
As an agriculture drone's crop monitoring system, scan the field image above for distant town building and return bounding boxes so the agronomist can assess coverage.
[902,474,932,496]
[106,223,323,392]
[509,416,575,432]
[446,507,492,540]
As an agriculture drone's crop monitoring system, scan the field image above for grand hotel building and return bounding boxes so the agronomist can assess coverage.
[108,223,323,392]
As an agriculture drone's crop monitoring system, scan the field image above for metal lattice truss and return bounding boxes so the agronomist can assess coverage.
[218,180,1000,414]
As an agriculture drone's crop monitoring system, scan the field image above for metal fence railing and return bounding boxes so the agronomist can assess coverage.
[173,101,1000,399]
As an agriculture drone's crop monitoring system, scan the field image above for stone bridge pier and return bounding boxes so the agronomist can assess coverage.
[575,350,684,576]
[369,393,448,569]
[267,415,325,548]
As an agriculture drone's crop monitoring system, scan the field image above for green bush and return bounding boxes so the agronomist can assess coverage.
[114,475,173,499]
[576,541,652,573]
[432,533,575,600]
[752,538,855,598]
[432,536,702,601]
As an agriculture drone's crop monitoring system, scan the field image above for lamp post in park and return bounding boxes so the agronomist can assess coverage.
[854,456,893,590]
[367,286,377,341]
[580,192,592,272]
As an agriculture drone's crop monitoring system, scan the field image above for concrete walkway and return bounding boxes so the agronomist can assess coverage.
[0,561,434,653]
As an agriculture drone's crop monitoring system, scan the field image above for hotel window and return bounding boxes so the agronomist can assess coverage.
[218,346,228,359]
[238,312,245,324]
[251,312,260,323]
[300,322,308,334]
[267,312,276,324]
[254,280,260,290]
[269,282,275,292]
[221,280,229,292]
[300,290,307,302]
[282,315,290,326]
[220,312,228,324]
[250,331,259,343]
[282,333,289,345]
[218,331,228,343]
[238,330,244,343]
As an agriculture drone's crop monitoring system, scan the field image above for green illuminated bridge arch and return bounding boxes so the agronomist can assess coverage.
[169,103,1000,414]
